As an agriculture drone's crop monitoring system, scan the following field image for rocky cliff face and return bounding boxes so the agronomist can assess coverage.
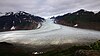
[15,20,38,30]
[0,11,45,31]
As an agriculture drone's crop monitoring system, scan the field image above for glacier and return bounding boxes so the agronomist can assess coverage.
[0,19,100,46]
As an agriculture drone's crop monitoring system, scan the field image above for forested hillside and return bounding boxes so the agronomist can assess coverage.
[52,9,100,30]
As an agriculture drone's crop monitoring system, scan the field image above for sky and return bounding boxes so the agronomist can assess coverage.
[0,0,100,18]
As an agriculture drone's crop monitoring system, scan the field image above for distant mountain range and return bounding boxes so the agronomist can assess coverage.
[51,9,100,31]
[0,11,45,31]
[1,9,100,32]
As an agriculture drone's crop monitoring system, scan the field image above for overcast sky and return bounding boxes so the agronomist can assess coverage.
[0,0,100,18]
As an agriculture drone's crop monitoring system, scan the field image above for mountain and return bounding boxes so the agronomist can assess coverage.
[52,9,100,31]
[0,11,45,31]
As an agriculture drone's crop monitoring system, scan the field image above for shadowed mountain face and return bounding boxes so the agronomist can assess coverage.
[52,9,100,31]
[0,11,45,31]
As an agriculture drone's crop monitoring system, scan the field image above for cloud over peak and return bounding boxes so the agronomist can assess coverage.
[0,0,100,18]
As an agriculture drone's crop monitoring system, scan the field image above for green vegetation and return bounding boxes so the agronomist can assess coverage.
[39,40,100,56]
[89,40,100,50]
[0,40,100,56]
[53,9,100,23]
[39,46,90,56]
[52,9,100,30]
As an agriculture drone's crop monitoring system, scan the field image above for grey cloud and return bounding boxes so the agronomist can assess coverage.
[0,0,100,18]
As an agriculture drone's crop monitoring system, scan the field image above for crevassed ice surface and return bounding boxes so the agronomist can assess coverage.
[0,19,100,45]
